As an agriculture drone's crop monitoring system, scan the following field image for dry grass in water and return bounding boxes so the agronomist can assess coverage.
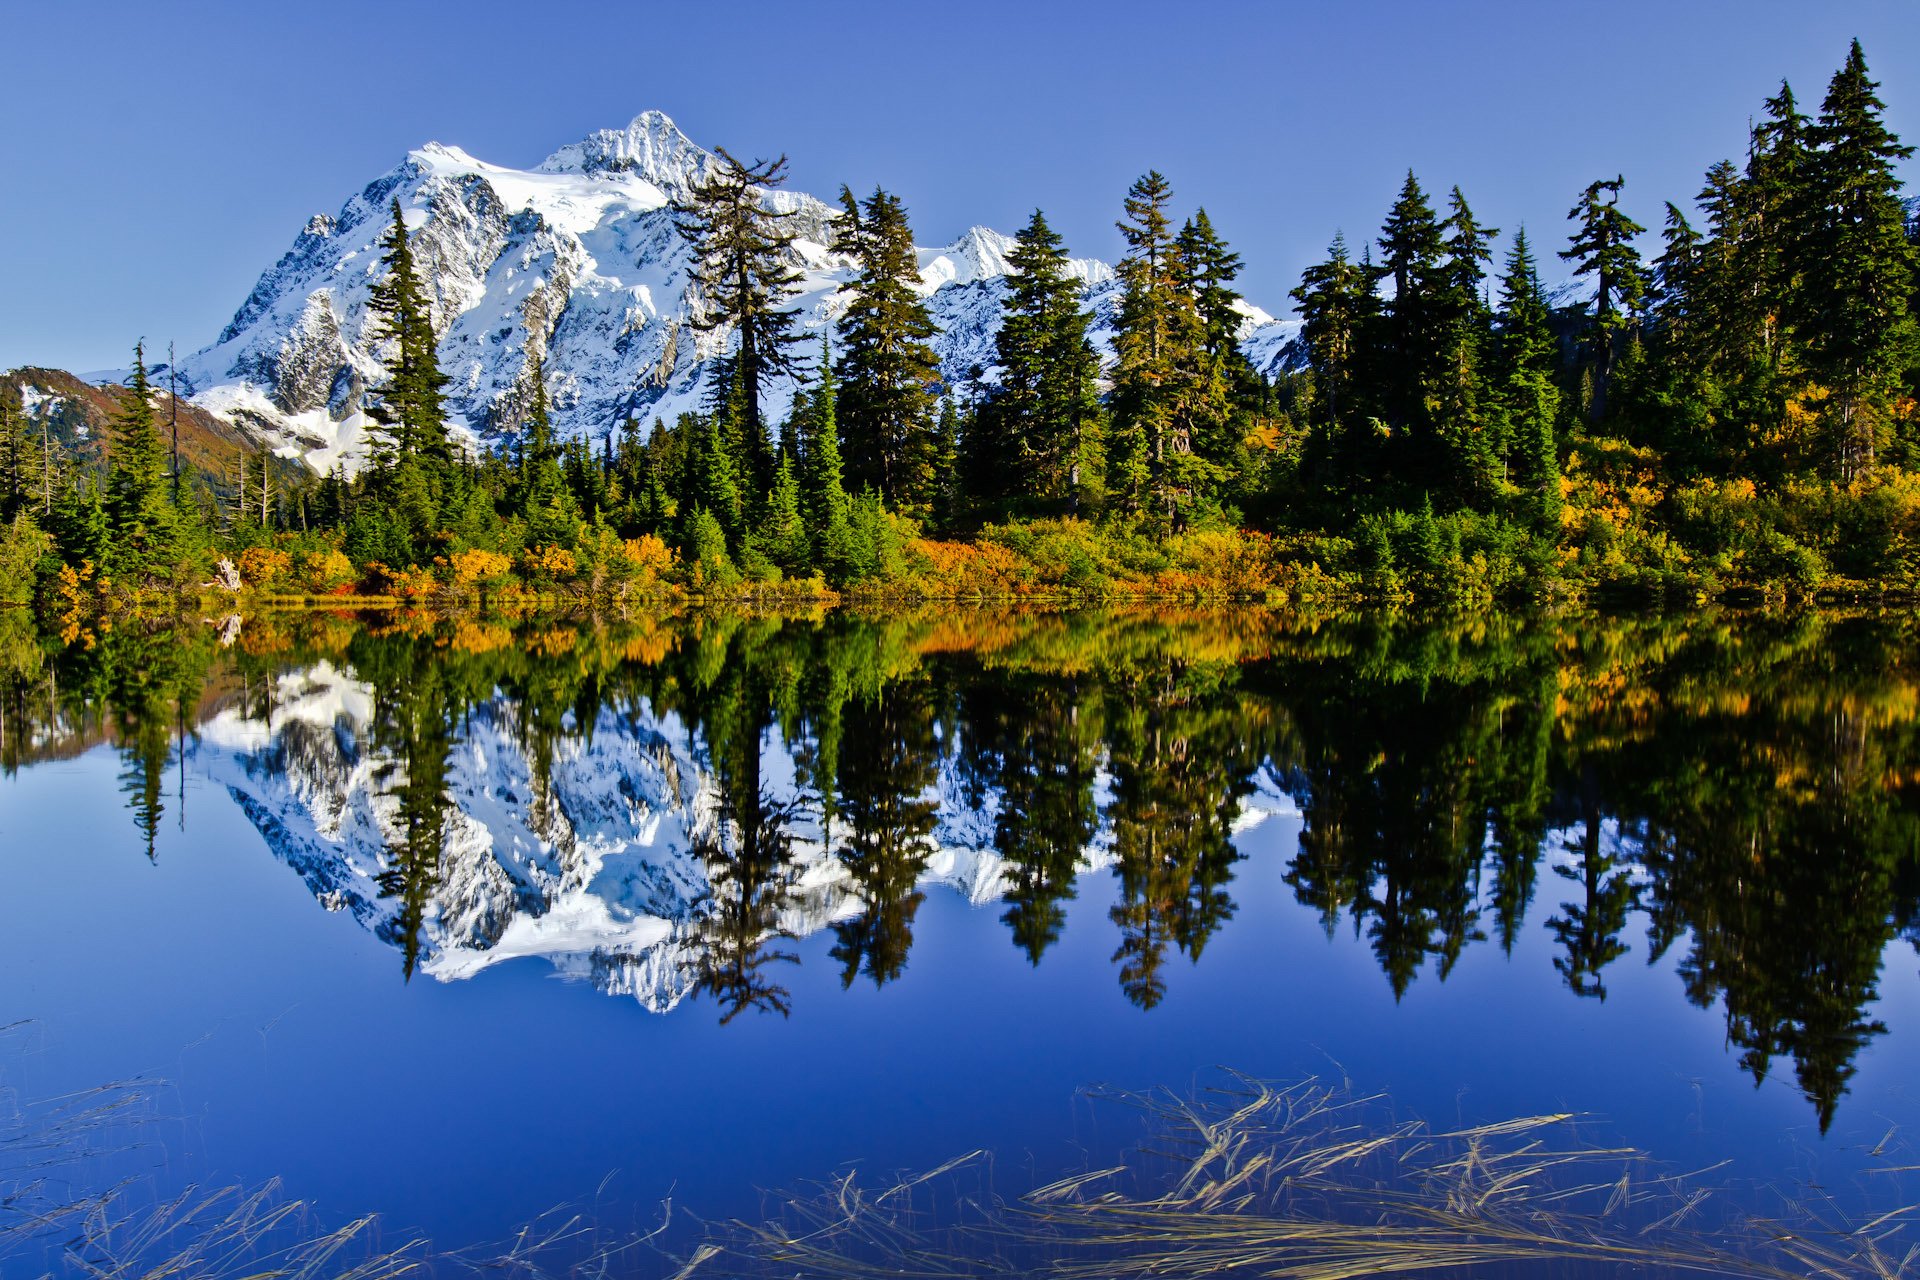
[679,1075,1920,1280]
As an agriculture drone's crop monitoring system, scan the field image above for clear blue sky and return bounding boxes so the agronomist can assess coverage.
[3,0,1914,372]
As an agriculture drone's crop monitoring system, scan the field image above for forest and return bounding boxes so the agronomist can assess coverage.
[0,40,1916,610]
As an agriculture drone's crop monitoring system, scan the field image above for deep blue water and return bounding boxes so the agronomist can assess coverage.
[1,607,1916,1270]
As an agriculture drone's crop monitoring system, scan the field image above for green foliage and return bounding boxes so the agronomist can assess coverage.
[834,187,942,509]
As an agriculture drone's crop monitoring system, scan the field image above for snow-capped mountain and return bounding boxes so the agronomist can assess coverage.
[191,661,1298,1012]
[175,111,1300,473]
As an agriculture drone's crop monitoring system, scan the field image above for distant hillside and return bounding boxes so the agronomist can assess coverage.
[1,366,306,506]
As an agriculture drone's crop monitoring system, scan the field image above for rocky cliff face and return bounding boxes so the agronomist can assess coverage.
[174,111,1300,474]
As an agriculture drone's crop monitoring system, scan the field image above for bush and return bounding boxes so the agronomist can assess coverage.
[237,546,293,590]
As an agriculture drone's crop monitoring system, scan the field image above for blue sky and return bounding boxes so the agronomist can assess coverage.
[3,0,1914,372]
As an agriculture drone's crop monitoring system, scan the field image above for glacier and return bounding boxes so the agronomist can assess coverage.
[173,110,1301,474]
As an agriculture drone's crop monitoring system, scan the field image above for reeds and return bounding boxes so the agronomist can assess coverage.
[681,1076,1920,1280]
[4,1055,1915,1278]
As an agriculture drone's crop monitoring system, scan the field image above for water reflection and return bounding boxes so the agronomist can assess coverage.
[3,605,1918,1128]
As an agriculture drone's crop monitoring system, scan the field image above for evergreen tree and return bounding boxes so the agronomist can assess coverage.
[798,341,855,573]
[976,209,1101,514]
[1793,40,1916,477]
[1561,176,1649,422]
[1375,171,1451,464]
[673,149,805,494]
[514,348,580,547]
[681,411,744,543]
[0,402,25,522]
[1110,171,1217,529]
[1176,208,1253,465]
[1438,186,1500,503]
[833,186,942,508]
[758,452,809,571]
[1492,229,1562,526]
[1290,232,1377,494]
[106,343,185,580]
[365,197,451,466]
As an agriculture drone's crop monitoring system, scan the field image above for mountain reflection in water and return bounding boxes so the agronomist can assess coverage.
[1,604,1916,1131]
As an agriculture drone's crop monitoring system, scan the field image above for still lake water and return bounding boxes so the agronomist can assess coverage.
[1,605,1917,1266]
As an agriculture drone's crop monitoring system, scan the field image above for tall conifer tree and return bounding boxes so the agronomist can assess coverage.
[1561,177,1649,422]
[833,187,942,508]
[976,209,1101,513]
[673,150,804,492]
[1793,40,1916,477]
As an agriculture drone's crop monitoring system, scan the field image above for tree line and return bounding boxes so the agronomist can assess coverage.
[1,39,1915,601]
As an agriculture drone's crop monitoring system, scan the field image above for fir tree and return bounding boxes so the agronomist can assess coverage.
[798,340,854,573]
[106,342,184,580]
[1561,176,1649,422]
[833,186,942,508]
[514,348,579,547]
[976,209,1101,514]
[1110,171,1218,529]
[1375,171,1451,458]
[1793,40,1916,477]
[673,149,804,494]
[1438,186,1500,503]
[365,197,451,466]
[1290,231,1377,492]
[1492,229,1562,526]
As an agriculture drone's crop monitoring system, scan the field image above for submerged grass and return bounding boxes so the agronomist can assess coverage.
[679,1076,1920,1280]
[2,1052,1914,1278]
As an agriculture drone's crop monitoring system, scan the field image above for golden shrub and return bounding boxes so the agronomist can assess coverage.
[449,547,514,588]
[299,549,355,593]
[238,546,294,588]
[522,545,578,580]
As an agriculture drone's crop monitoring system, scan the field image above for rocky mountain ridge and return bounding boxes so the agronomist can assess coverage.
[166,111,1301,474]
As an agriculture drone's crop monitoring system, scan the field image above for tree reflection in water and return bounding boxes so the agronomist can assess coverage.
[5,605,1918,1128]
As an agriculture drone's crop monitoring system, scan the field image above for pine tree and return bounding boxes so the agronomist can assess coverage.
[977,209,1101,514]
[514,348,580,547]
[365,197,450,466]
[1793,40,1916,478]
[1746,81,1812,372]
[1290,232,1377,493]
[106,342,183,579]
[1376,171,1451,459]
[0,402,25,522]
[681,412,744,543]
[1110,171,1215,529]
[1176,208,1251,466]
[674,149,804,494]
[833,187,942,508]
[799,339,854,572]
[1561,177,1648,422]
[1438,186,1499,504]
[757,453,809,571]
[1492,230,1562,526]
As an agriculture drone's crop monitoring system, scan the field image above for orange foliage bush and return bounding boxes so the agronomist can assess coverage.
[238,546,293,589]
[299,549,355,593]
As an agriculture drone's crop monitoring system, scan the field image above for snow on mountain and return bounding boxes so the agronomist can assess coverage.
[190,662,1296,1012]
[175,110,1300,473]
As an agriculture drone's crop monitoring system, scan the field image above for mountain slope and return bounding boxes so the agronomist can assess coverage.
[176,111,1300,473]
[1,366,306,498]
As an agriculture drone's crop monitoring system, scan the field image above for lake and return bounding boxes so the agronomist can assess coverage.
[1,605,1916,1275]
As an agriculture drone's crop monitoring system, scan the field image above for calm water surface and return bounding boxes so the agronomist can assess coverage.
[0,606,1915,1261]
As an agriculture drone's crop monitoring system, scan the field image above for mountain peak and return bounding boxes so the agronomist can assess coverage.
[536,110,717,195]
